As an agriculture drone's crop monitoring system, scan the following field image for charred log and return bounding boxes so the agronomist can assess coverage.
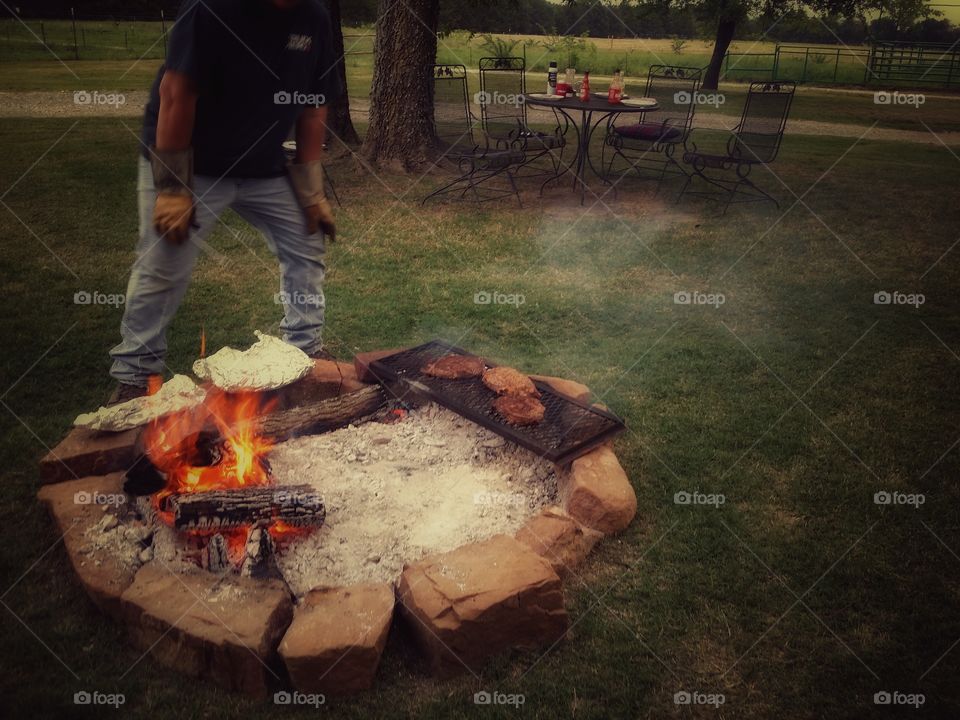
[258,385,386,440]
[164,484,325,531]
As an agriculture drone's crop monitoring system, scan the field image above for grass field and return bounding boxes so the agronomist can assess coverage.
[1,104,959,718]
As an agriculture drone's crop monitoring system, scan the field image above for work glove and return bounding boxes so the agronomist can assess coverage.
[149,147,195,245]
[287,160,336,242]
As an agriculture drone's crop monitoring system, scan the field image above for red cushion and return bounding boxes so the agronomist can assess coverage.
[614,123,683,142]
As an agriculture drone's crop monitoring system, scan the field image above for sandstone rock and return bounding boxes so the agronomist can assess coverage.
[120,563,293,698]
[515,506,603,578]
[39,426,139,484]
[273,359,370,408]
[530,374,592,403]
[37,472,136,618]
[353,347,408,383]
[279,583,394,695]
[397,534,567,677]
[563,445,637,534]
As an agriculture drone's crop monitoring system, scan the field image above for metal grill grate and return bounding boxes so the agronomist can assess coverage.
[369,341,625,465]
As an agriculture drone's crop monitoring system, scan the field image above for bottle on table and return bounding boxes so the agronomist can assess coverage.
[608,68,623,104]
[547,61,558,95]
[579,70,591,102]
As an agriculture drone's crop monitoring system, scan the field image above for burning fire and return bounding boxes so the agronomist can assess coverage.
[145,389,276,496]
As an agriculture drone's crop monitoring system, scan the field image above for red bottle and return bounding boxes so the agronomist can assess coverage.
[579,71,590,102]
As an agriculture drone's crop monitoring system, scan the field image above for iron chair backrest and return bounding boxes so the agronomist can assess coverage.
[642,65,703,138]
[729,81,796,164]
[431,64,477,157]
[478,56,527,141]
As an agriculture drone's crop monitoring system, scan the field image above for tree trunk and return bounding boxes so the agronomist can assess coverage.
[361,0,440,170]
[702,16,738,91]
[324,0,360,147]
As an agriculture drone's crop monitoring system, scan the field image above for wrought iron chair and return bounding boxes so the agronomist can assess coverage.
[678,81,796,214]
[601,65,702,191]
[477,56,567,178]
[422,64,524,206]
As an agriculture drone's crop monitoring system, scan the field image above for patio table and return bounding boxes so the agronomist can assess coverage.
[523,93,659,205]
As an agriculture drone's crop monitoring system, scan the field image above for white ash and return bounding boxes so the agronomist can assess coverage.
[267,403,559,595]
[79,504,154,572]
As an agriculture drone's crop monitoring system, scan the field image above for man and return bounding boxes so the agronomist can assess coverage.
[108,0,341,403]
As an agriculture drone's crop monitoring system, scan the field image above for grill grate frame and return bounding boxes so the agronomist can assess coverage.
[368,341,625,465]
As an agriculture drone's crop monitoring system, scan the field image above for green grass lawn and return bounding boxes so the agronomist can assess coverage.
[1,114,960,719]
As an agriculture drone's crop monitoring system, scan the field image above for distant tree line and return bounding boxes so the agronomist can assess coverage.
[4,0,959,45]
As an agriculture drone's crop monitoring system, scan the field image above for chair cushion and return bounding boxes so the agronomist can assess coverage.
[614,122,683,143]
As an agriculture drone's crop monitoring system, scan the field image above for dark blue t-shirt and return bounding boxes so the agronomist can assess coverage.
[142,0,342,178]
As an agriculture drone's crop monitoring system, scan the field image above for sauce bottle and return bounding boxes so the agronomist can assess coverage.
[580,71,590,102]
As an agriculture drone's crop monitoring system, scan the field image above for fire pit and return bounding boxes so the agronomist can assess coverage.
[37,343,638,697]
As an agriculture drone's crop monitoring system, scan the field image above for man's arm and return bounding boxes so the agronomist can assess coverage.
[156,70,198,151]
[294,105,328,163]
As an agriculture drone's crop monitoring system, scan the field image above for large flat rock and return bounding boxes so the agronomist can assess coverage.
[39,426,139,484]
[279,583,394,695]
[271,358,370,408]
[37,472,137,618]
[515,506,603,578]
[353,347,408,384]
[397,534,567,677]
[120,563,293,698]
[563,445,637,534]
[530,374,592,403]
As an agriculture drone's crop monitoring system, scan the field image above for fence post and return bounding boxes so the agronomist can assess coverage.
[772,45,780,80]
[801,46,809,83]
[70,8,79,60]
[160,10,168,58]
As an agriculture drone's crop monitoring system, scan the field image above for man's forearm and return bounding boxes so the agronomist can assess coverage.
[295,106,329,164]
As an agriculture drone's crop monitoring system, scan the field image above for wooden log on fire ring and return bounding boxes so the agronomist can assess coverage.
[258,385,387,441]
[164,484,325,532]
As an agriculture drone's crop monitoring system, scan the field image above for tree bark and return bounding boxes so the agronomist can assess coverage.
[361,0,440,170]
[324,0,361,147]
[702,16,738,91]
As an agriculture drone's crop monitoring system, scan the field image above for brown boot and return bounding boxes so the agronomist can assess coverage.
[106,382,148,407]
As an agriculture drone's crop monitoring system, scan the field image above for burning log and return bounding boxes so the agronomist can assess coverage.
[164,484,325,532]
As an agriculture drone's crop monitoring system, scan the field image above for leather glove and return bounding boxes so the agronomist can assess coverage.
[287,160,336,242]
[149,147,194,245]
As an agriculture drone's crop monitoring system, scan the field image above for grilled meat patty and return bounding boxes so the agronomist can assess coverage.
[422,354,486,379]
[493,394,546,425]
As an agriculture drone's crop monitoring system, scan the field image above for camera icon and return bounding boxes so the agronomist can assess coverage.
[73,90,91,105]
[673,291,691,305]
[74,491,92,505]
[474,91,492,105]
[874,691,892,705]
[873,291,891,305]
[674,690,692,705]
[74,691,92,704]
[674,91,692,105]
[273,691,292,705]
[74,290,92,305]
[874,491,892,505]
[873,91,891,105]
[273,290,291,305]
[674,491,691,505]
[474,691,492,705]
[273,91,292,105]
[474,291,492,305]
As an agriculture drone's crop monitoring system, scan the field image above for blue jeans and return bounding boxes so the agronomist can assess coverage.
[109,156,326,385]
